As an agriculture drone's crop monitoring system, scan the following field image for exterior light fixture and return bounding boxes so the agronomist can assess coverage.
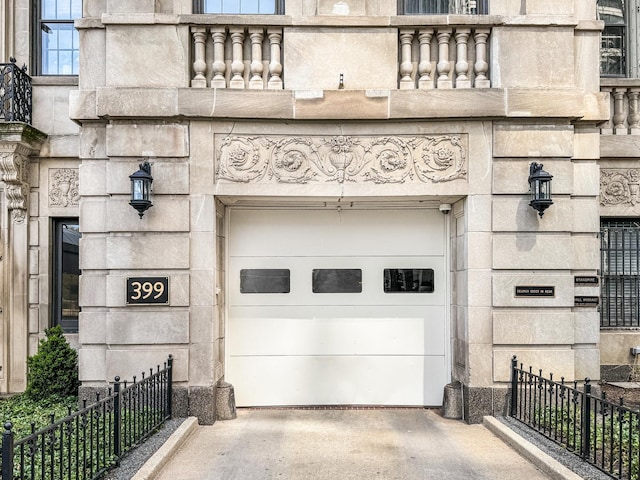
[129,161,153,218]
[528,162,553,217]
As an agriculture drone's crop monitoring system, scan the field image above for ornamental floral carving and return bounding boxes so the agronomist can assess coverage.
[216,135,467,184]
[49,168,80,207]
[601,169,640,206]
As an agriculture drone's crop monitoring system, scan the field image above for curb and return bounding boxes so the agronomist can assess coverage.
[483,416,583,480]
[131,417,200,480]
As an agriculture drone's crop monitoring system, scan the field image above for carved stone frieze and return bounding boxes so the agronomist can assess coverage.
[216,135,468,184]
[49,168,80,207]
[600,169,640,206]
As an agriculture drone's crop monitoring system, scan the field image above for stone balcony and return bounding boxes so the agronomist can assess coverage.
[600,79,640,160]
[188,19,492,90]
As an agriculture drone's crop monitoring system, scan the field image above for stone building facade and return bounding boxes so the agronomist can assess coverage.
[0,0,638,423]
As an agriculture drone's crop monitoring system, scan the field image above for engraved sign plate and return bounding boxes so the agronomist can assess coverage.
[515,286,555,297]
[575,296,600,307]
[126,277,169,304]
[575,276,599,286]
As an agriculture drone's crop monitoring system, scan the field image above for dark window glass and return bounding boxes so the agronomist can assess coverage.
[240,269,290,293]
[601,219,640,327]
[312,269,362,293]
[401,0,488,15]
[53,220,81,333]
[597,0,627,76]
[37,0,81,75]
[384,269,434,293]
[196,0,282,14]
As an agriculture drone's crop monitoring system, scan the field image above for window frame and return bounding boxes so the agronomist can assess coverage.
[398,0,488,15]
[600,218,640,328]
[33,0,82,76]
[597,0,640,78]
[52,218,81,333]
[193,0,285,14]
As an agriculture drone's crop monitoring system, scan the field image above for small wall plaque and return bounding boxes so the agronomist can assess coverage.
[126,277,169,304]
[575,276,599,286]
[575,296,599,307]
[515,286,555,297]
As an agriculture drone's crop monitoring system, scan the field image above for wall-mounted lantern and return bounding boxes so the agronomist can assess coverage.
[528,162,553,217]
[129,161,153,218]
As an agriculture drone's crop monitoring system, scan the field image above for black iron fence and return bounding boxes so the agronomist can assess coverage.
[0,58,32,124]
[1,355,173,480]
[510,356,640,479]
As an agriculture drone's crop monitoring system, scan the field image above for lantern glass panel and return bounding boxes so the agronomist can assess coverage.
[132,178,145,200]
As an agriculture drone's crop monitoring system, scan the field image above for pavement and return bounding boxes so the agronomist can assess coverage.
[132,408,583,480]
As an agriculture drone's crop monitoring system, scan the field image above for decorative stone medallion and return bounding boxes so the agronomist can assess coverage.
[601,169,640,206]
[216,135,468,184]
[49,168,80,207]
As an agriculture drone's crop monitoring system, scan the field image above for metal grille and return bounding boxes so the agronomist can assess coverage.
[0,59,32,124]
[601,219,640,327]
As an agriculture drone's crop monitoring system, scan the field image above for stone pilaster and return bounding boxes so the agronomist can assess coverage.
[0,123,45,393]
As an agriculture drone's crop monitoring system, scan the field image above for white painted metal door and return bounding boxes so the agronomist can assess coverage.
[227,208,448,406]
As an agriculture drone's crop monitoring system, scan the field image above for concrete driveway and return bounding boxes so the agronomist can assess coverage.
[150,409,555,480]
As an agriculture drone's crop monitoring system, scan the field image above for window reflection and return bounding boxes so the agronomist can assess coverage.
[55,220,81,333]
[402,0,488,15]
[240,269,290,293]
[597,0,626,76]
[312,269,362,293]
[384,269,434,293]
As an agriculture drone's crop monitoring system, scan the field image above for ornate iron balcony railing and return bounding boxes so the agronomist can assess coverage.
[0,58,32,124]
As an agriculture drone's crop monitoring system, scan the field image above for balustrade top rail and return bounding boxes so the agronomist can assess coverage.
[0,59,32,124]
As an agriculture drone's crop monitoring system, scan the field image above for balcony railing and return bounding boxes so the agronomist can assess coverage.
[0,58,32,124]
[189,24,492,90]
[601,80,640,135]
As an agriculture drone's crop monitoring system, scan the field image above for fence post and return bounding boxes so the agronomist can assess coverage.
[2,422,14,480]
[510,355,518,416]
[167,355,173,418]
[581,378,591,459]
[113,376,121,459]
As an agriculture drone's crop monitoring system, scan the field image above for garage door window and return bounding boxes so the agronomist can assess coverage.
[384,268,434,293]
[240,269,290,293]
[312,269,362,293]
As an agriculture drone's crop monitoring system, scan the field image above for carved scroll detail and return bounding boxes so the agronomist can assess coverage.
[216,135,467,184]
[601,169,640,206]
[0,151,30,223]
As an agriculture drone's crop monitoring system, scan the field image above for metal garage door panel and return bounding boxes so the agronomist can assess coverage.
[230,209,444,257]
[229,256,445,306]
[227,355,448,406]
[228,306,446,356]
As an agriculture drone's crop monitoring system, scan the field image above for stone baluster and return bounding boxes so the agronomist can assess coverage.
[454,28,471,89]
[249,28,265,89]
[267,28,283,90]
[628,89,640,135]
[399,29,415,90]
[417,29,434,89]
[599,87,613,134]
[229,28,246,89]
[613,88,628,135]
[211,27,227,88]
[436,29,452,89]
[191,27,208,88]
[473,28,490,88]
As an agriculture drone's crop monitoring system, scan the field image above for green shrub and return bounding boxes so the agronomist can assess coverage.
[25,325,80,401]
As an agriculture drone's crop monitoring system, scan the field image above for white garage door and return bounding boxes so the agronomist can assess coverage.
[226,208,448,406]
